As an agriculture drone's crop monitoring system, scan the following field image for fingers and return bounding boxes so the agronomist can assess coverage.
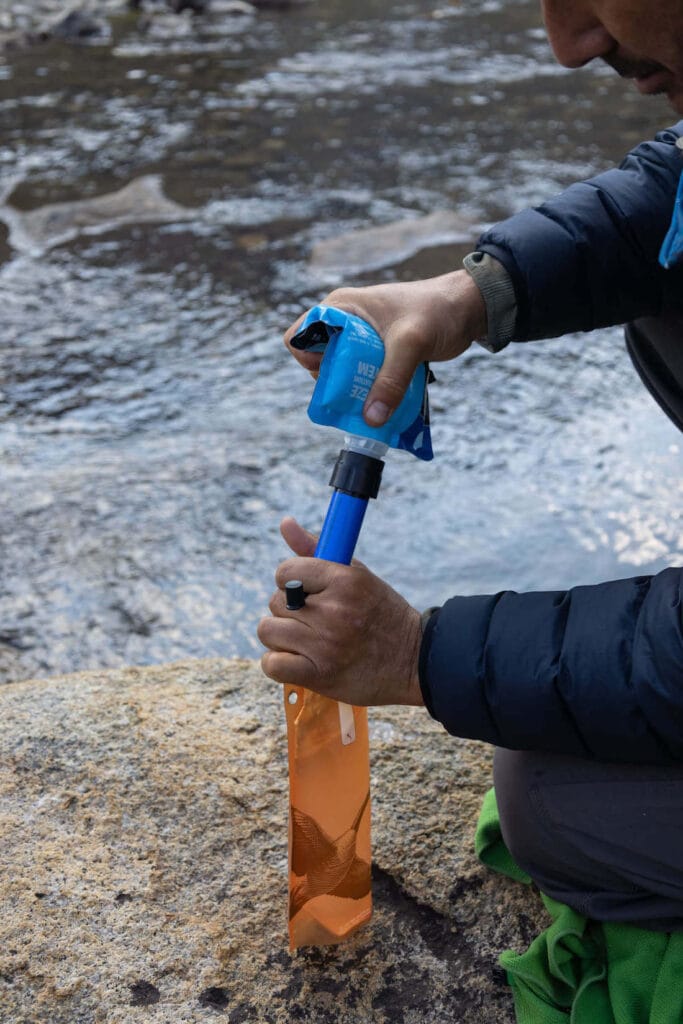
[261,649,316,688]
[284,313,323,376]
[274,520,366,598]
[283,311,306,352]
[258,612,311,652]
[274,546,351,596]
[280,516,318,558]
[258,614,321,690]
[363,319,426,426]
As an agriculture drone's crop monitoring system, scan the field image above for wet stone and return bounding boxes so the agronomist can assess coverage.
[308,210,478,278]
[51,10,111,41]
[0,175,194,255]
[0,0,221,43]
[0,657,547,1023]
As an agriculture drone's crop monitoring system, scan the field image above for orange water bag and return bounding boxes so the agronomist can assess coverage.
[285,687,371,949]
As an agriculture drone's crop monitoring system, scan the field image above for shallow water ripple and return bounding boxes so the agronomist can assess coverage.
[0,0,678,681]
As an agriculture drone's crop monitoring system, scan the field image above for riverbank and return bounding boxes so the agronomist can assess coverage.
[0,656,546,1022]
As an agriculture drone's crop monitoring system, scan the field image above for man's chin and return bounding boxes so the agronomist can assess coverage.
[626,67,683,115]
[667,90,683,116]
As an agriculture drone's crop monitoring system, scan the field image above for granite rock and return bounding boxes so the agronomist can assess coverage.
[0,658,547,1023]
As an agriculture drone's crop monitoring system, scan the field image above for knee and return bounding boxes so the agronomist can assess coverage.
[493,747,552,877]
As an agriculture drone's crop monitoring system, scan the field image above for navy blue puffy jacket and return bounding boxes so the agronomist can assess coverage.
[479,122,683,340]
[419,122,683,764]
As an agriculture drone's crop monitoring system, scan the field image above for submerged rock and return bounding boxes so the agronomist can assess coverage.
[0,175,195,255]
[129,0,209,11]
[309,210,478,277]
[1,2,118,48]
[0,657,546,1022]
[249,0,311,8]
[50,9,111,41]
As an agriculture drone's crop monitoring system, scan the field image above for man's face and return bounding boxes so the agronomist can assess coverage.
[541,0,683,114]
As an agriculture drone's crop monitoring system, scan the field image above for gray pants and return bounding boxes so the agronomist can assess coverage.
[494,748,683,931]
[625,310,683,432]
[492,313,683,931]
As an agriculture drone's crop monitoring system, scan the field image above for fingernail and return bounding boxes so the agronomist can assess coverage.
[365,400,390,425]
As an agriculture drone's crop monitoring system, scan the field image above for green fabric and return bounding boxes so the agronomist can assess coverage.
[475,787,683,1024]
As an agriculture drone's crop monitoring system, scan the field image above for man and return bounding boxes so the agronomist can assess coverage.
[259,0,683,943]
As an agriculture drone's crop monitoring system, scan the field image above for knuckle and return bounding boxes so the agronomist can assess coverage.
[274,561,294,589]
[325,286,359,308]
[348,611,367,632]
[400,320,429,352]
[374,373,411,402]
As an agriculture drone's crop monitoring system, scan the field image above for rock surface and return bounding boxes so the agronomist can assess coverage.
[0,658,547,1023]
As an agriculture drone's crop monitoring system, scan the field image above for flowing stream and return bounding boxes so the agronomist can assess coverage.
[1,0,681,682]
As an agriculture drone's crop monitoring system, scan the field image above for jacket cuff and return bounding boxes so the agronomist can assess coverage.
[418,606,441,717]
[463,251,518,352]
[419,594,505,742]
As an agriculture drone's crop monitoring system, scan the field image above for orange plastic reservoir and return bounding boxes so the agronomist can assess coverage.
[284,685,372,949]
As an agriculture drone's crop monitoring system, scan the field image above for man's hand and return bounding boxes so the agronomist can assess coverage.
[258,517,424,707]
[284,269,486,426]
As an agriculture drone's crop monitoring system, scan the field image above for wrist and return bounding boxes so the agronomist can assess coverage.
[403,607,425,707]
[459,268,489,342]
[435,269,488,352]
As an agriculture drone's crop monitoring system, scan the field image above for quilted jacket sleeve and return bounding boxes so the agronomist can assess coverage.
[477,122,683,342]
[419,568,683,763]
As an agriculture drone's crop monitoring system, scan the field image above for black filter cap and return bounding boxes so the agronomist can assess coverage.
[329,449,384,500]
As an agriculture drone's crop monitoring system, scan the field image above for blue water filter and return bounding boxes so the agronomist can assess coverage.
[315,491,368,565]
[314,435,387,566]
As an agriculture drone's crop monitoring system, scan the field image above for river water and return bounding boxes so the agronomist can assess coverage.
[1,0,681,682]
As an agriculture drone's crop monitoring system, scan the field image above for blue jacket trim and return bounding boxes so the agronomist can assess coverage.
[659,167,683,268]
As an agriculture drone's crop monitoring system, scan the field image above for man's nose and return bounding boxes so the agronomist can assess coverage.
[541,0,615,68]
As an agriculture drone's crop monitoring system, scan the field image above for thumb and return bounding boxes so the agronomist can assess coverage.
[363,327,424,427]
[280,516,318,557]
